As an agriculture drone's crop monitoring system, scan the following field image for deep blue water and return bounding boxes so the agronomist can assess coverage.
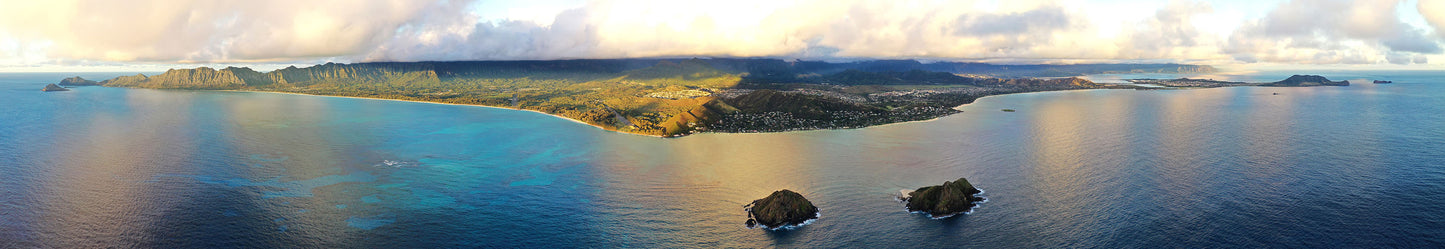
[1,71,1443,248]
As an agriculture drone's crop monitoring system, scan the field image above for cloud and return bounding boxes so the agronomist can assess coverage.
[1383,27,1443,53]
[1224,0,1441,64]
[1116,0,1228,61]
[0,0,470,63]
[363,9,602,61]
[1,0,1442,67]
[1387,52,1430,64]
[954,6,1071,36]
[1424,0,1445,38]
[364,0,1110,62]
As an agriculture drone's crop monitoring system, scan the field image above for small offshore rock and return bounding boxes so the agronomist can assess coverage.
[901,177,985,218]
[745,189,819,229]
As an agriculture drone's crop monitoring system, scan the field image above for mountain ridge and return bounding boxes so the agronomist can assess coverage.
[90,58,1210,137]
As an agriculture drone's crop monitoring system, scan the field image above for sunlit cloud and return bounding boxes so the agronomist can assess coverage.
[1424,0,1445,39]
[1223,0,1439,64]
[0,0,1442,69]
[0,0,465,63]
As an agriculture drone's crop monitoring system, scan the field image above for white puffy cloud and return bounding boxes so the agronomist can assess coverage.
[1116,0,1228,61]
[1424,0,1445,38]
[364,0,1114,62]
[374,0,1445,65]
[0,0,469,63]
[0,0,1442,67]
[1224,0,1441,64]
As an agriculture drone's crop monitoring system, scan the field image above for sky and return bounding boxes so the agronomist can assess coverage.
[1,0,1443,72]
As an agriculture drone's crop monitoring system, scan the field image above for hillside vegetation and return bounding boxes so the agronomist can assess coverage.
[93,58,1164,137]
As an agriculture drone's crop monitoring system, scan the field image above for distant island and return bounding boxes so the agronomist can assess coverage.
[58,76,100,86]
[81,58,1329,137]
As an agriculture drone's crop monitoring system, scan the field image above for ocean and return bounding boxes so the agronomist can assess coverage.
[1,70,1442,248]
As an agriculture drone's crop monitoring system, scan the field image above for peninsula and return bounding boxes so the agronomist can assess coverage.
[41,84,69,92]
[83,58,1266,137]
[1126,75,1350,88]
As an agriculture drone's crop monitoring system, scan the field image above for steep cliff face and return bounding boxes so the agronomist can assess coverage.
[99,63,441,89]
[267,62,439,86]
[225,67,274,86]
[99,74,150,86]
[151,67,242,89]
[102,67,260,89]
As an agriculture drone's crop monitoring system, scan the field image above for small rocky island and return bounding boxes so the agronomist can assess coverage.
[41,84,70,92]
[58,76,100,86]
[745,189,819,229]
[900,177,985,218]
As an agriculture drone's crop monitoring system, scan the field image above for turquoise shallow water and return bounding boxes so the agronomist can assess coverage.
[1,71,1443,248]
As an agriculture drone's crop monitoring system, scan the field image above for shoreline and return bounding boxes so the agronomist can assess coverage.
[181,87,1108,138]
[226,88,1109,138]
[220,90,665,138]
[860,88,1107,130]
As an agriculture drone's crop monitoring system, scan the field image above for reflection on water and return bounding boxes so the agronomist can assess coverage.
[1024,91,1099,242]
[590,132,829,247]
[28,88,207,247]
[3,71,1445,247]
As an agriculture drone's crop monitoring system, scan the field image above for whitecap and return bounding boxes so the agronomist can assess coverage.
[373,159,421,168]
[900,188,987,219]
[748,212,821,230]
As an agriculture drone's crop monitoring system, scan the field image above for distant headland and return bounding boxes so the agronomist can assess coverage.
[41,83,69,92]
[1125,74,1351,88]
[77,58,1334,137]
